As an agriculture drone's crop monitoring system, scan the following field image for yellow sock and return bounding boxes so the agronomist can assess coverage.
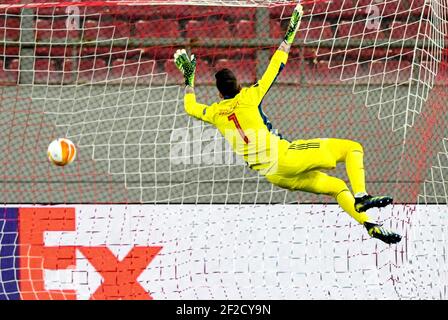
[336,190,370,224]
[346,150,366,195]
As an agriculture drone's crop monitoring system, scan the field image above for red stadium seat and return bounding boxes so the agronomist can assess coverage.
[335,20,355,37]
[83,19,103,40]
[389,21,405,39]
[134,19,181,38]
[87,5,164,19]
[219,7,256,20]
[0,59,18,84]
[83,19,130,41]
[304,60,341,84]
[214,59,256,84]
[0,5,20,16]
[106,20,131,39]
[418,21,433,37]
[301,20,334,40]
[412,0,428,6]
[141,47,173,61]
[343,0,406,19]
[0,45,19,58]
[109,58,134,81]
[269,5,293,19]
[34,3,67,16]
[35,18,79,40]
[177,6,216,19]
[35,19,51,40]
[35,46,75,57]
[9,58,19,70]
[308,1,334,16]
[34,58,59,84]
[277,59,302,84]
[336,20,385,40]
[194,47,255,62]
[270,3,338,19]
[185,20,232,38]
[195,59,213,85]
[33,46,77,84]
[185,20,201,38]
[34,57,56,72]
[270,20,284,39]
[169,6,255,20]
[336,60,365,83]
[98,5,137,18]
[381,0,406,17]
[389,20,421,39]
[389,47,415,62]
[0,16,20,40]
[138,59,156,77]
[327,0,356,19]
[80,46,128,60]
[149,6,182,18]
[53,18,79,39]
[78,58,108,83]
[235,20,255,39]
[410,0,429,17]
[109,58,156,84]
[356,0,374,7]
[340,47,391,62]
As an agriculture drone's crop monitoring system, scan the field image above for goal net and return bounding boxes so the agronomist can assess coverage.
[0,0,447,299]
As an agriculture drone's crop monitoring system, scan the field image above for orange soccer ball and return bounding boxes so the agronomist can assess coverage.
[47,138,77,166]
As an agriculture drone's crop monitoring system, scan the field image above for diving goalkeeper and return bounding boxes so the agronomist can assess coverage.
[173,3,401,244]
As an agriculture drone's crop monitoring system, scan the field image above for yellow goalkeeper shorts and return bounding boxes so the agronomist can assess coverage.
[265,138,363,191]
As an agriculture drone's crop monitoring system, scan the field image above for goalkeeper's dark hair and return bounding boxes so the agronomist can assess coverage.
[215,68,241,99]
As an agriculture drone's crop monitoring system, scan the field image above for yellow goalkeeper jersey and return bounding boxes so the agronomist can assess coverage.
[184,50,290,174]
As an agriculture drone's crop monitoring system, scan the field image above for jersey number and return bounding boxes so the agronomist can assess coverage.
[228,113,249,144]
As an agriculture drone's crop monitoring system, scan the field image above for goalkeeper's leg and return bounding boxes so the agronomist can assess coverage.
[267,170,370,224]
[265,170,401,244]
[285,138,393,212]
[280,138,368,195]
[324,139,366,195]
[324,139,393,212]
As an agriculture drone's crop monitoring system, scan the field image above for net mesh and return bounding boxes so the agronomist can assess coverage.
[0,0,447,299]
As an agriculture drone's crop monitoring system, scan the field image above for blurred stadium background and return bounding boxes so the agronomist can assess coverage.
[0,0,447,299]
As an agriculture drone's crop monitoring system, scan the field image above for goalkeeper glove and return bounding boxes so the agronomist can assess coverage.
[174,49,197,87]
[284,2,304,45]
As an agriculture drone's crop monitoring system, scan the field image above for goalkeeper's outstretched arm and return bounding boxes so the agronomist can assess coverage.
[251,2,304,104]
[173,49,212,121]
[281,2,304,51]
[174,2,303,118]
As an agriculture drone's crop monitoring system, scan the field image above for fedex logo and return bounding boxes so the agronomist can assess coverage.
[0,207,162,300]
